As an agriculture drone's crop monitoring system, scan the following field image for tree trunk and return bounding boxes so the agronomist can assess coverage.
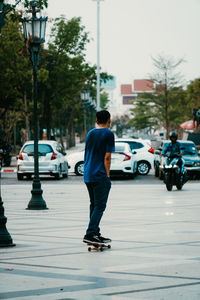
[24,91,30,141]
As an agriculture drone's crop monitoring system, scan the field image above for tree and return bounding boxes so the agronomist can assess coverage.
[111,114,130,137]
[129,97,156,131]
[0,13,32,143]
[100,92,109,109]
[41,16,97,147]
[129,54,185,137]
[186,78,200,113]
[150,54,185,137]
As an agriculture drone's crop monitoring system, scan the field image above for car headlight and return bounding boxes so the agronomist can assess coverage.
[194,162,200,166]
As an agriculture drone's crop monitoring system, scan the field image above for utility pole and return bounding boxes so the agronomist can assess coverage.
[93,0,104,111]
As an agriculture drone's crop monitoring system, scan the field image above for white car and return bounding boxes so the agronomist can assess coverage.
[115,138,154,175]
[111,142,137,177]
[17,140,68,180]
[67,142,137,178]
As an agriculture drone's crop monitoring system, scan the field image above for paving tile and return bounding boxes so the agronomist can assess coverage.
[1,182,200,299]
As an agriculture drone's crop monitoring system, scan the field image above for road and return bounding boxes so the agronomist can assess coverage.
[1,168,199,187]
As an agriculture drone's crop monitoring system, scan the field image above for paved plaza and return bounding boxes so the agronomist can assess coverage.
[0,179,200,299]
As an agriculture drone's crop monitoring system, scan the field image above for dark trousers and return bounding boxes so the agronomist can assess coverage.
[85,177,111,236]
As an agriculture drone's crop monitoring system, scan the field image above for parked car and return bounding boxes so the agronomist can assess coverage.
[68,149,84,176]
[67,142,137,178]
[115,138,154,175]
[154,140,200,179]
[17,140,68,180]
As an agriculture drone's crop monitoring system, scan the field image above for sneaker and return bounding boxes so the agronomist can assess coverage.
[83,234,103,244]
[98,235,112,244]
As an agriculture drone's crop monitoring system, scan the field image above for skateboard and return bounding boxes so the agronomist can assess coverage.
[84,241,111,252]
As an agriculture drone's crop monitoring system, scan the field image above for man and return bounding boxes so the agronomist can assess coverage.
[83,110,115,245]
[161,131,184,172]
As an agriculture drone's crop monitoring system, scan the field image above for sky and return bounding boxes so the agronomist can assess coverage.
[45,0,200,88]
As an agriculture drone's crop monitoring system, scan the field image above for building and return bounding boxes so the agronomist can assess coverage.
[120,79,155,113]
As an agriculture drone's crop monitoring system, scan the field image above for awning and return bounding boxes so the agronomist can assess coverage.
[180,120,195,130]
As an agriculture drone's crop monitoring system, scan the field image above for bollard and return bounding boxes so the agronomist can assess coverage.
[0,165,15,247]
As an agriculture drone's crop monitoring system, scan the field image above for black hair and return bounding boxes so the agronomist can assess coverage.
[96,110,111,124]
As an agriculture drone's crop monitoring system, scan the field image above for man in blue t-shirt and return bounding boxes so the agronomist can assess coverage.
[83,110,115,245]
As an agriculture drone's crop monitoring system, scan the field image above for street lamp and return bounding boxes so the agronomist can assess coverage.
[22,0,48,210]
[81,90,90,134]
[93,0,104,111]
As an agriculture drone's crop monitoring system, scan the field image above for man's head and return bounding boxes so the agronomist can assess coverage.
[96,110,111,128]
[169,131,178,144]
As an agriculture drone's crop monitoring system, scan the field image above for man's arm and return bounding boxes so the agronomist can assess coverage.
[104,152,111,177]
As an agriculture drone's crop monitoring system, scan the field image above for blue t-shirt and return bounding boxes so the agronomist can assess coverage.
[161,141,181,156]
[84,128,115,183]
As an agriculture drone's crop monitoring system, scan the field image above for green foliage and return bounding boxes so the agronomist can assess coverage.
[100,92,109,109]
[129,97,157,130]
[0,13,31,112]
[129,54,186,136]
[186,79,200,111]
[24,0,48,9]
[111,115,130,138]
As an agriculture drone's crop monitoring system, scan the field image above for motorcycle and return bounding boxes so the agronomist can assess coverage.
[0,146,12,167]
[162,153,187,191]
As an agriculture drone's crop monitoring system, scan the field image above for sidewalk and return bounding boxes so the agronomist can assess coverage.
[1,181,200,299]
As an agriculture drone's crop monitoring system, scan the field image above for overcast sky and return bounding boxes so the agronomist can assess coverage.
[46,0,200,87]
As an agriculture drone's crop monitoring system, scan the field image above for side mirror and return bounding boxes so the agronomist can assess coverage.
[132,150,137,154]
[154,150,161,155]
[16,156,19,160]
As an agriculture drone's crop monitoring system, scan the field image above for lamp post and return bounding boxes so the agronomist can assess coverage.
[81,90,90,134]
[93,0,104,111]
[22,0,48,210]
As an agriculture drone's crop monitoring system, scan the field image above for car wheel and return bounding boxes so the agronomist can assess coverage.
[54,165,62,180]
[137,161,150,175]
[26,174,32,180]
[75,161,84,176]
[17,173,24,180]
[63,164,68,178]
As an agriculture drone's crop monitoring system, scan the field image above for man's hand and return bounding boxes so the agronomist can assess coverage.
[104,152,111,177]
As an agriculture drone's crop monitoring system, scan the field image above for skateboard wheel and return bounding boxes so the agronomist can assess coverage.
[88,247,91,252]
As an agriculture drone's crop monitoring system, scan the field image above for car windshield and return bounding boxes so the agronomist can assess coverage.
[180,143,198,155]
[22,144,53,155]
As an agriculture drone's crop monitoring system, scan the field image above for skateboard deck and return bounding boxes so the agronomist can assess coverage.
[84,241,111,252]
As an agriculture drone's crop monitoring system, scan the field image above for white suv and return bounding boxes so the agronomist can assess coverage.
[115,138,154,175]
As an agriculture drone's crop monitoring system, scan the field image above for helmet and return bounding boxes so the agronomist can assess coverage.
[169,131,178,139]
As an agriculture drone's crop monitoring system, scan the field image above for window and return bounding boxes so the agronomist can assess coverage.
[23,144,53,155]
[127,142,144,150]
[115,144,125,152]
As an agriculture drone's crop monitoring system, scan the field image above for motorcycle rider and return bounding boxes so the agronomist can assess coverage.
[161,131,184,174]
[0,131,12,167]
